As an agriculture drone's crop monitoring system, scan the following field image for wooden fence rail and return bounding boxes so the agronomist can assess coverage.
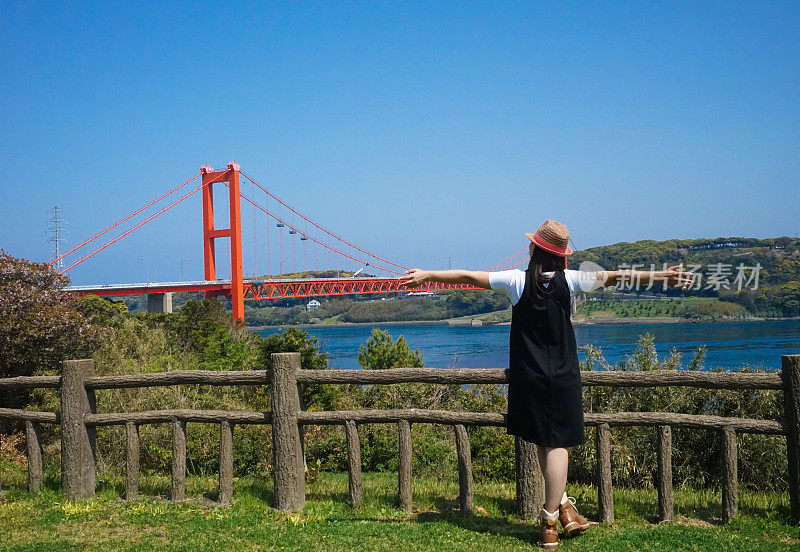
[1,368,782,391]
[0,353,798,526]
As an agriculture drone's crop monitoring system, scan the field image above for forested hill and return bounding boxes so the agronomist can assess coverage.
[569,236,800,317]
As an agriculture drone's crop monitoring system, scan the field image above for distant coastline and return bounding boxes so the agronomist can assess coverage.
[250,319,449,331]
[570,315,778,326]
[249,315,798,332]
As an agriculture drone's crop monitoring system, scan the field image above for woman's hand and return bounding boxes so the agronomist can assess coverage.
[662,265,695,289]
[399,268,429,288]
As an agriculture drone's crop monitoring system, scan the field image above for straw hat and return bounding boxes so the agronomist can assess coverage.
[526,220,573,257]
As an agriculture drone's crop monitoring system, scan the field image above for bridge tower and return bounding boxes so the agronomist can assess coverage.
[201,162,244,321]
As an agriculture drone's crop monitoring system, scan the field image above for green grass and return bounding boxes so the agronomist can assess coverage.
[0,468,797,551]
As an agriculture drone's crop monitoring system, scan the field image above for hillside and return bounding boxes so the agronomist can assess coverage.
[115,236,800,324]
[570,236,800,317]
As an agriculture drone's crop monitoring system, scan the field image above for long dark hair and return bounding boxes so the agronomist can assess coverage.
[526,245,566,301]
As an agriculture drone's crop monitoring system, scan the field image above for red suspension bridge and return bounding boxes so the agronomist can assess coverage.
[60,162,530,320]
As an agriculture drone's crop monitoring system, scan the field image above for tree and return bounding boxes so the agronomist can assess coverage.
[261,327,341,410]
[151,298,259,372]
[76,294,129,325]
[262,327,328,371]
[357,328,424,370]
[0,251,106,380]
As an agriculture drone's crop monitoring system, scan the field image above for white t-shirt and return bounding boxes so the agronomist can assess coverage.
[489,269,597,307]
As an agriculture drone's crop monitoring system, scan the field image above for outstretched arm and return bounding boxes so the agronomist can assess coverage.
[592,264,694,291]
[399,268,491,289]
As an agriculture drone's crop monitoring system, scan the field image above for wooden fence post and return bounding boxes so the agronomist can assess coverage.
[515,436,544,519]
[596,423,614,523]
[656,425,673,523]
[398,419,412,512]
[61,359,97,499]
[344,420,362,507]
[782,354,800,525]
[125,422,139,500]
[271,352,305,511]
[454,424,474,513]
[297,382,308,475]
[171,419,186,501]
[721,426,738,523]
[219,420,234,505]
[25,421,43,492]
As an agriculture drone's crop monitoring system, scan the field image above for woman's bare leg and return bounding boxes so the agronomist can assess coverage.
[537,445,569,512]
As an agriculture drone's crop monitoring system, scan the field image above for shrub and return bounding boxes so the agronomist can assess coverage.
[0,251,106,380]
[86,313,269,476]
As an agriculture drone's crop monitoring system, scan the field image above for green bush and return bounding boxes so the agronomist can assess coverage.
[84,309,269,477]
[357,329,424,370]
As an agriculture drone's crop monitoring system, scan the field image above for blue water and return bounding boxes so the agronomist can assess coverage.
[257,319,800,372]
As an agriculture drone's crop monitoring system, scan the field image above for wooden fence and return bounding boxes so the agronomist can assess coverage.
[1,353,798,525]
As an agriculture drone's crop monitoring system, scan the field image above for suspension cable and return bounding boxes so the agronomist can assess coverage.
[60,178,208,274]
[232,186,403,275]
[54,164,528,279]
[241,171,409,271]
[506,255,530,270]
[53,172,201,266]
[244,170,530,275]
[485,245,529,271]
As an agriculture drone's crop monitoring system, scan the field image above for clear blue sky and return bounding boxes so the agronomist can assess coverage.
[1,1,798,284]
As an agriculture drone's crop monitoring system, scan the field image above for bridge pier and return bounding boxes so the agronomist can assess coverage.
[147,293,173,314]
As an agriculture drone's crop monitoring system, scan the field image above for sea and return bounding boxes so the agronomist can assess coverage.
[257,319,800,372]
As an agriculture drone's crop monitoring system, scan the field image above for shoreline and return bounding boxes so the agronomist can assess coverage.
[249,315,798,332]
[249,320,450,331]
[571,315,778,326]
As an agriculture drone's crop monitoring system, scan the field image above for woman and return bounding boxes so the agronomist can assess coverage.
[400,219,692,550]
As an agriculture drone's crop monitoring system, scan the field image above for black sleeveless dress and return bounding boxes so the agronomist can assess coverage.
[507,269,586,447]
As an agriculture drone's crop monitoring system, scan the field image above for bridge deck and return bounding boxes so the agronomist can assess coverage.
[67,278,478,300]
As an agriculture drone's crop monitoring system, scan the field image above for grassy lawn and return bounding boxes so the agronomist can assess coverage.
[0,467,797,551]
